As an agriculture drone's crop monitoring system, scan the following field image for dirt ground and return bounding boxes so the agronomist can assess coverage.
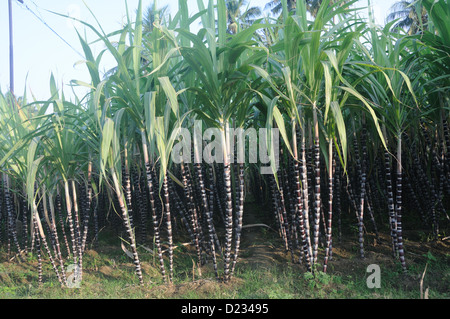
[144,201,450,298]
[1,201,448,298]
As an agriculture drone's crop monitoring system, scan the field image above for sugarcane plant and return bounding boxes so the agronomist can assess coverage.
[0,0,448,288]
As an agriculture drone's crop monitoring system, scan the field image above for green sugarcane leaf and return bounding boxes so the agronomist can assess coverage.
[70,80,96,90]
[145,47,179,77]
[250,64,289,101]
[322,61,332,123]
[100,117,115,176]
[330,101,347,169]
[339,85,387,151]
[273,105,293,157]
[0,139,25,168]
[27,157,44,208]
[133,0,143,93]
[159,76,179,118]
[218,0,227,47]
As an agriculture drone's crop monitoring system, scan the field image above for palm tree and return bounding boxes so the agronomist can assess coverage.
[305,0,352,18]
[386,0,428,35]
[225,0,262,34]
[264,0,351,18]
[265,0,297,16]
[143,2,169,33]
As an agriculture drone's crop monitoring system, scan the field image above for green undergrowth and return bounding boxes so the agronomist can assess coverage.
[0,225,448,299]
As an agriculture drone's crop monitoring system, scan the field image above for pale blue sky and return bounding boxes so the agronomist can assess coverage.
[0,0,397,102]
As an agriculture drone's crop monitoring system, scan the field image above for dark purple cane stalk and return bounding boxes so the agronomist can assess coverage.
[181,161,202,268]
[312,107,321,267]
[323,140,334,273]
[142,133,166,283]
[169,179,195,243]
[47,193,67,286]
[71,180,84,281]
[300,120,313,270]
[223,160,234,283]
[292,125,309,267]
[133,168,148,245]
[365,184,380,244]
[395,133,407,272]
[223,126,235,283]
[231,162,244,275]
[357,120,368,259]
[3,174,22,257]
[81,161,93,253]
[56,189,71,257]
[385,148,398,258]
[278,151,293,255]
[33,201,64,286]
[113,165,144,286]
[195,145,219,279]
[269,174,285,242]
[64,180,79,271]
[33,219,43,285]
[162,174,174,283]
[334,151,342,244]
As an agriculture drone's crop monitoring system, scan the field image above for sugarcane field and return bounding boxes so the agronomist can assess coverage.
[0,0,449,301]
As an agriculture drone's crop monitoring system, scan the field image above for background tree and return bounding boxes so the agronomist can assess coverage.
[143,2,169,33]
[386,0,428,35]
[264,0,297,17]
[226,0,262,34]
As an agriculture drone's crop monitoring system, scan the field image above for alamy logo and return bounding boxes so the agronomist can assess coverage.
[366,264,381,289]
[66,264,81,288]
[171,120,280,174]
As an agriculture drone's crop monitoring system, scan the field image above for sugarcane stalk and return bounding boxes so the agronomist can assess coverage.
[162,174,174,283]
[396,132,407,272]
[312,104,321,267]
[324,139,334,273]
[111,165,144,285]
[142,131,166,283]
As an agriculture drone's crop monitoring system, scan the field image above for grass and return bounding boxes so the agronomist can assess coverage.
[0,220,448,300]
